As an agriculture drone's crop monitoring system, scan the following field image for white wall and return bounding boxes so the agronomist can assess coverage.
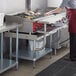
[0,0,62,14]
[48,0,62,7]
[0,0,25,14]
[0,0,6,13]
[0,0,47,14]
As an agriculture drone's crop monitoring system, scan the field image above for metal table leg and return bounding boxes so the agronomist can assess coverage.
[54,49,57,55]
[49,35,52,58]
[44,23,46,45]
[33,40,36,68]
[16,27,19,70]
[1,33,3,70]
[10,36,12,65]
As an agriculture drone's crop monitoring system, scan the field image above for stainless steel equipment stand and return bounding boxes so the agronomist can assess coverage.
[6,12,68,68]
[37,13,69,55]
[12,32,52,68]
[5,22,56,68]
[6,22,64,68]
[0,25,19,74]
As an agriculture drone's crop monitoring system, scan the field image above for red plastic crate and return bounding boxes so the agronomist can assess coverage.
[33,22,43,32]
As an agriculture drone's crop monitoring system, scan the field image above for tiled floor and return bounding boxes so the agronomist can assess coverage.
[1,47,69,76]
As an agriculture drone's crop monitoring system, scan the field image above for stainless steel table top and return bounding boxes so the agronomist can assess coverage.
[33,12,66,24]
[0,23,22,33]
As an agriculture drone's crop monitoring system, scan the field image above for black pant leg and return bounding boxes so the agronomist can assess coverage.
[70,33,76,60]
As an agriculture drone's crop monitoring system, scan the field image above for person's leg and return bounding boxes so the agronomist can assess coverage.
[70,33,76,61]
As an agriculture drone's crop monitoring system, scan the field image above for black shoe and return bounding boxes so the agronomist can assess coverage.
[64,57,71,61]
[70,58,76,61]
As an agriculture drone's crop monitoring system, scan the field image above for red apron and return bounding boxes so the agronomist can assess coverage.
[66,8,76,33]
